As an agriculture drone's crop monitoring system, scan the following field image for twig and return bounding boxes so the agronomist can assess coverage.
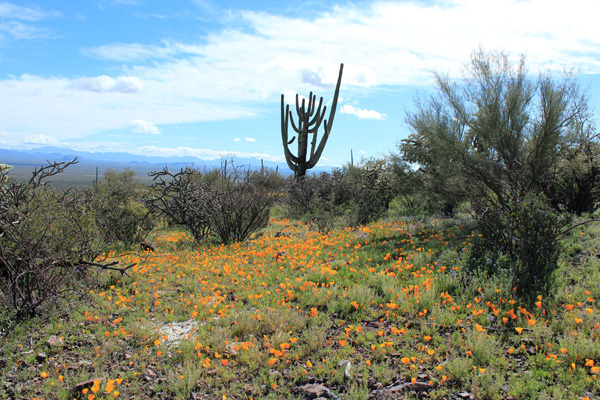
[80,261,136,277]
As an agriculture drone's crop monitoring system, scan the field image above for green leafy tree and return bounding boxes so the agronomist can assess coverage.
[399,49,596,296]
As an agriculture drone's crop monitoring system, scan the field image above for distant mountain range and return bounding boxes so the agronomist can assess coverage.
[0,146,289,169]
[0,146,332,187]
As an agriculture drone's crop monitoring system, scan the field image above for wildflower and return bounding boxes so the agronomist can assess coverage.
[105,379,115,394]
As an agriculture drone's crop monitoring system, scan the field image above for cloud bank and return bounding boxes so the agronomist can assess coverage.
[68,75,144,93]
[341,104,387,120]
[1,0,599,153]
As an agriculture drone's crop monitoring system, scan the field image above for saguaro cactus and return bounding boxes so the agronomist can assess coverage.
[281,63,343,178]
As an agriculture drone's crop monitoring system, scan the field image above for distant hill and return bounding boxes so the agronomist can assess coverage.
[0,147,332,189]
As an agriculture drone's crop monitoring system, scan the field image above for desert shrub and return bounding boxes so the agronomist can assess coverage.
[347,158,395,225]
[0,160,105,319]
[147,162,275,244]
[249,166,285,192]
[92,169,154,247]
[284,159,394,230]
[209,164,275,244]
[283,172,346,232]
[473,193,570,297]
[147,167,213,242]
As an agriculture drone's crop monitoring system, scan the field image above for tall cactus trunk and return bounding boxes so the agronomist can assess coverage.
[281,63,343,179]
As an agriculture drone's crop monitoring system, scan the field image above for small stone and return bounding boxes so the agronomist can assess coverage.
[46,335,63,347]
[300,383,328,399]
[36,353,47,363]
[224,342,239,355]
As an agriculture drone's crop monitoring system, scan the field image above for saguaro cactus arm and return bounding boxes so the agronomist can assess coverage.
[280,63,343,177]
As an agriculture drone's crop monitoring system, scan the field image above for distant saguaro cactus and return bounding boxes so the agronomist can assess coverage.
[281,63,343,178]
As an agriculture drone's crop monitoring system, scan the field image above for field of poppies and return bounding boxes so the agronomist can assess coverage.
[1,215,599,399]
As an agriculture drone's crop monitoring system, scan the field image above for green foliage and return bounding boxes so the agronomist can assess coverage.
[542,124,600,215]
[398,48,595,296]
[93,168,154,247]
[249,166,285,192]
[284,158,395,230]
[476,193,570,296]
[347,158,395,225]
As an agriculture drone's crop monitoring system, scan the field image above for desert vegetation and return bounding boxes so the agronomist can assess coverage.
[1,50,600,400]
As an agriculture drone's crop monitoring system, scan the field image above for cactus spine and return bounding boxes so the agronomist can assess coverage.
[281,63,343,178]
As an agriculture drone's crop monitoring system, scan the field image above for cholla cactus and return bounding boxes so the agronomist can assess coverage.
[281,63,343,178]
[0,163,12,183]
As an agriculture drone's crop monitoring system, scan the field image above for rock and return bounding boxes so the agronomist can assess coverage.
[46,335,63,347]
[224,342,239,355]
[36,353,47,363]
[158,319,198,345]
[338,360,352,379]
[301,383,328,399]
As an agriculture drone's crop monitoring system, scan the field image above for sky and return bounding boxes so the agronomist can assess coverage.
[1,0,600,167]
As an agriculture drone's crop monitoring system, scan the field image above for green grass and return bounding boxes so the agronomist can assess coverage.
[1,216,599,400]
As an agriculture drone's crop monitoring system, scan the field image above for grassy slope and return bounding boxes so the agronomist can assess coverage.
[1,216,599,400]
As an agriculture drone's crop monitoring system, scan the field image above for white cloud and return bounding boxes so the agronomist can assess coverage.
[82,42,177,62]
[0,2,54,21]
[0,2,58,41]
[245,137,256,142]
[234,138,240,141]
[67,75,143,93]
[1,0,600,150]
[131,119,160,134]
[341,104,387,120]
[22,134,57,145]
[0,21,47,40]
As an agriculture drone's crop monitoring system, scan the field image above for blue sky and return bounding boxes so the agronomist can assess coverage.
[1,0,600,166]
